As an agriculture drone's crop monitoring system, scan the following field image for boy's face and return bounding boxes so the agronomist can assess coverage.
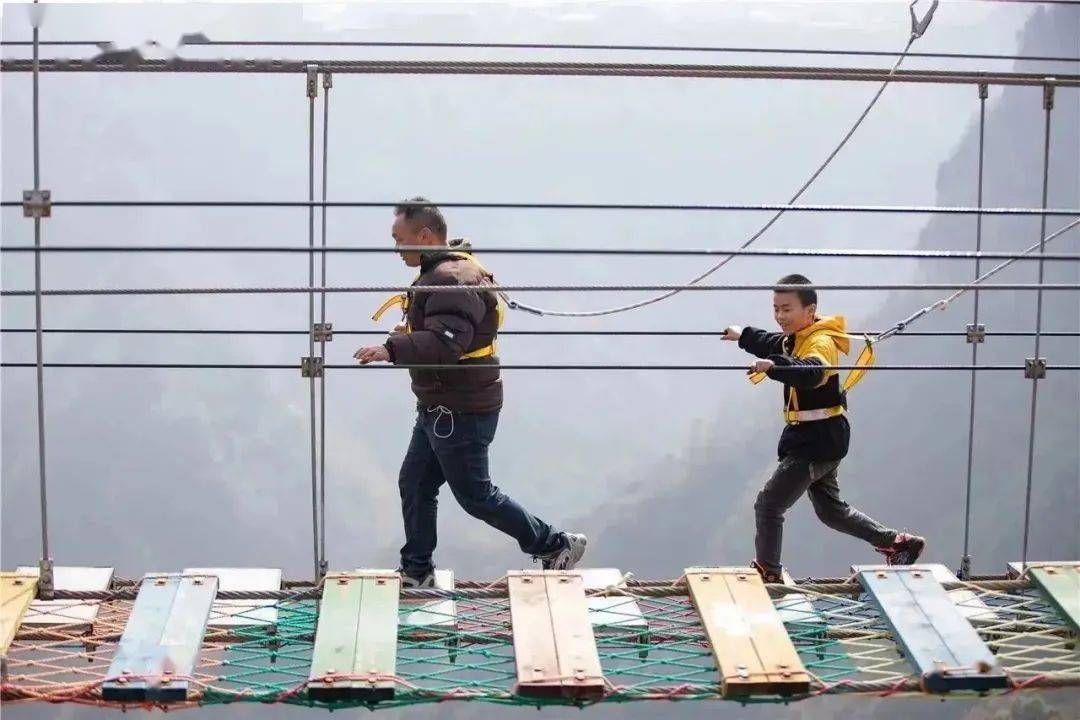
[773,291,816,335]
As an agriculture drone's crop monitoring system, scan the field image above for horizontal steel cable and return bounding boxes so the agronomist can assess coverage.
[2,363,1077,371]
[3,39,1077,64]
[2,283,1078,297]
[3,58,1080,86]
[3,200,1079,215]
[2,328,1076,338]
[2,244,1079,260]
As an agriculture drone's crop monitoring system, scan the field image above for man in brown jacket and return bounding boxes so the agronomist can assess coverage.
[355,198,587,587]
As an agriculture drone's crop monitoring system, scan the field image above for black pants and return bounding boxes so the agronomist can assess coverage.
[398,409,559,577]
[754,455,897,575]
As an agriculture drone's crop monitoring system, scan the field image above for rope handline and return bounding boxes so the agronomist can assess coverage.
[502,3,935,318]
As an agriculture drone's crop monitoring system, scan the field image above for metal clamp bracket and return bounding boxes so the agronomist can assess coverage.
[38,556,55,600]
[306,64,319,99]
[965,323,986,344]
[1043,82,1055,111]
[301,356,324,378]
[1024,358,1047,380]
[314,323,333,342]
[978,82,988,100]
[323,71,333,90]
[22,189,52,218]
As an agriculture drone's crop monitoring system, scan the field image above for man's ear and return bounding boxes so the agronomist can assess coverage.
[806,303,818,316]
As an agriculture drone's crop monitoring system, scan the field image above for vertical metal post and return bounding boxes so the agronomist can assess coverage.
[30,1,54,599]
[959,82,988,580]
[317,70,332,578]
[1020,81,1054,572]
[306,64,320,582]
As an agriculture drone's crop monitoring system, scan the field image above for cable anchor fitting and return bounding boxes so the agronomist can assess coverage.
[965,324,986,344]
[314,323,333,342]
[1024,358,1046,380]
[306,64,319,99]
[38,557,55,600]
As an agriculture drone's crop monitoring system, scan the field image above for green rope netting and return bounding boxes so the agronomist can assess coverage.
[3,583,1077,710]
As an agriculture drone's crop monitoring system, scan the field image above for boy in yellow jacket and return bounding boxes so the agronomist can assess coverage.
[724,274,924,582]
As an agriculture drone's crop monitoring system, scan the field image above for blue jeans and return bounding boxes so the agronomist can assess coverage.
[398,409,558,577]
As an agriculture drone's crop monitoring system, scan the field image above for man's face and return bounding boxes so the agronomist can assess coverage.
[773,291,816,335]
[392,214,434,268]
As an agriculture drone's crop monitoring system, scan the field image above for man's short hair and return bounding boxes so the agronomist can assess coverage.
[775,273,817,307]
[394,197,447,240]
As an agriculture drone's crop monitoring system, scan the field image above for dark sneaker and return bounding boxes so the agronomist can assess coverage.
[535,532,587,571]
[750,559,783,584]
[875,533,926,566]
[397,568,435,588]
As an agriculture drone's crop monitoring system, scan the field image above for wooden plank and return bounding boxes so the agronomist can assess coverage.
[1008,561,1080,578]
[544,572,605,700]
[508,571,560,698]
[686,567,810,698]
[856,567,1006,692]
[852,565,996,623]
[103,574,218,703]
[1,573,38,656]
[309,572,365,701]
[183,567,281,628]
[402,569,456,631]
[1016,564,1080,634]
[352,573,400,701]
[16,566,114,630]
[152,575,217,702]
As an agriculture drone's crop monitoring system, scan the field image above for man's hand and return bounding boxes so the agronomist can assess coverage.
[390,323,408,335]
[749,359,774,375]
[722,325,743,341]
[354,345,390,365]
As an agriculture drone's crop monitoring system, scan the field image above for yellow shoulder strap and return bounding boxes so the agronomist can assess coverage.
[448,252,505,330]
[372,294,406,322]
[747,330,876,390]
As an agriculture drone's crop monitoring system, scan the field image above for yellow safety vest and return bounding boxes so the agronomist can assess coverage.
[371,252,505,360]
[748,329,875,425]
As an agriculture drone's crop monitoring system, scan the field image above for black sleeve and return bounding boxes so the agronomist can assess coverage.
[385,283,485,365]
[737,326,785,359]
[765,354,826,388]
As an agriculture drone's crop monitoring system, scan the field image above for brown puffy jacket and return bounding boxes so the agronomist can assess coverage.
[383,249,502,413]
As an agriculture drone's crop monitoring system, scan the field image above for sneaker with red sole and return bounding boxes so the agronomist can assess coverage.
[875,533,926,566]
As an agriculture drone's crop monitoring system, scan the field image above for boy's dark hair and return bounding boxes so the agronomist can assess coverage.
[394,196,447,240]
[775,273,817,307]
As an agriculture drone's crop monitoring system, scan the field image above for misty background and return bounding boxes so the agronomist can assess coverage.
[2,2,1077,719]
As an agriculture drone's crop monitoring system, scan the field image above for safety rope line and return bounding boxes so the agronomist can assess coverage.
[505,4,935,318]
[873,217,1080,343]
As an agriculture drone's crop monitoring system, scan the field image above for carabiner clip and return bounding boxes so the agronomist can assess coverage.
[909,0,939,41]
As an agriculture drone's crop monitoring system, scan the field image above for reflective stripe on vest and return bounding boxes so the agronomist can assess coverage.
[785,406,846,424]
